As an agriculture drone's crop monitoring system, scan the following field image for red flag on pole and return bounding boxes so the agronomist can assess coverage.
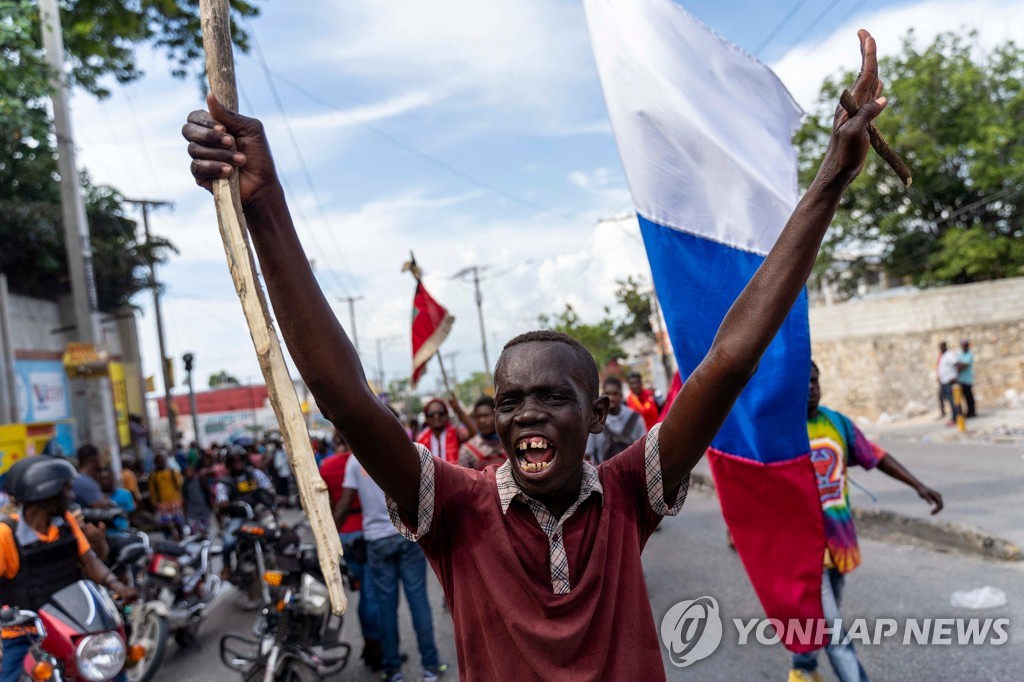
[411,281,454,388]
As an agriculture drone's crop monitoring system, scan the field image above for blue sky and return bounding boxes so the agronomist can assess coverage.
[69,0,1024,399]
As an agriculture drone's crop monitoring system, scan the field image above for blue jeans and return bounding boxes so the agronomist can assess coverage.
[367,534,439,674]
[940,382,960,420]
[1,635,30,682]
[792,569,869,682]
[340,531,380,641]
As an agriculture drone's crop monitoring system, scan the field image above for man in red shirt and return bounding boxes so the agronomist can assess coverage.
[415,398,473,464]
[183,29,886,678]
[626,372,660,431]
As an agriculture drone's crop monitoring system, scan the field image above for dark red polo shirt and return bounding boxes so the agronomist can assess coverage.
[390,426,687,681]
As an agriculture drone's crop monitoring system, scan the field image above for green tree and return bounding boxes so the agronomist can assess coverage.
[538,303,625,369]
[613,275,654,341]
[208,370,241,388]
[796,31,1024,295]
[454,371,492,407]
[0,0,261,308]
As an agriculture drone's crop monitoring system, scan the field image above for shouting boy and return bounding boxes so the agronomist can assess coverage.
[183,29,889,681]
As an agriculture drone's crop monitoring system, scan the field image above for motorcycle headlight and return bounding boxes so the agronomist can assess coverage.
[301,573,330,615]
[75,631,126,681]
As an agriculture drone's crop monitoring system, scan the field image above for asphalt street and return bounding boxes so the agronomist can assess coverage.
[155,488,1022,681]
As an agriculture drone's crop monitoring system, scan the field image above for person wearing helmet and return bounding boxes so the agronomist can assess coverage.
[215,446,275,560]
[0,457,137,682]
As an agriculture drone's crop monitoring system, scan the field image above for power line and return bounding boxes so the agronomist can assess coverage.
[780,0,873,72]
[786,0,846,57]
[246,22,361,298]
[268,70,582,224]
[755,0,812,56]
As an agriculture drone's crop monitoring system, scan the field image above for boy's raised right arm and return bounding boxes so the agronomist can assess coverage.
[182,96,421,515]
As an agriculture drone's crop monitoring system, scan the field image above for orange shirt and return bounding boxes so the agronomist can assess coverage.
[0,512,90,580]
[122,469,142,503]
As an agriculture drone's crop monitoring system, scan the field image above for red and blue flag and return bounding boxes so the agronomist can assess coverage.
[585,0,825,651]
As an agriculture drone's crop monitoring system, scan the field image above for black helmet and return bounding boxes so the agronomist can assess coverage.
[226,445,248,464]
[3,456,77,503]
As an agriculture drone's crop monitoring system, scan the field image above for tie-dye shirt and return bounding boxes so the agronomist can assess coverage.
[808,406,886,574]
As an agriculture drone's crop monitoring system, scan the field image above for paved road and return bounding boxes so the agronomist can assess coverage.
[155,489,1022,681]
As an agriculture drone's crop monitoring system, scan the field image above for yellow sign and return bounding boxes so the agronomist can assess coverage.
[63,342,109,378]
[145,375,156,393]
[109,362,131,447]
[0,423,57,476]
[164,356,175,388]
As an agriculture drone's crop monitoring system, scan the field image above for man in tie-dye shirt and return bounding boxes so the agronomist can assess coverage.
[791,361,944,682]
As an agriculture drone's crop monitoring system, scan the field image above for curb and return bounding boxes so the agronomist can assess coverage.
[688,471,1022,562]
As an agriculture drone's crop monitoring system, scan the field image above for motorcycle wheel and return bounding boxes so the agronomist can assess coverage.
[174,620,200,648]
[126,610,169,682]
[280,662,318,682]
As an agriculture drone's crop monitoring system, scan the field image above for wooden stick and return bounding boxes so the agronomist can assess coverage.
[198,0,347,615]
[840,89,912,188]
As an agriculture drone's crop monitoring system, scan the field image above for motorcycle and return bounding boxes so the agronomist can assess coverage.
[0,580,132,682]
[222,490,279,609]
[144,535,223,647]
[84,512,167,682]
[220,527,351,682]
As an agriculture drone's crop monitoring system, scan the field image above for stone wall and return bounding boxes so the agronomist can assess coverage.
[810,277,1024,419]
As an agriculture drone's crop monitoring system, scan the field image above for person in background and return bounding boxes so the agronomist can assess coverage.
[415,398,474,464]
[128,414,153,473]
[0,457,136,682]
[97,467,135,534]
[626,372,660,431]
[119,456,143,508]
[269,436,293,500]
[149,453,185,540]
[585,376,647,464]
[958,339,976,418]
[936,341,963,426]
[458,396,507,470]
[322,436,382,670]
[791,361,943,682]
[72,445,114,510]
[314,437,332,468]
[335,453,447,682]
[182,464,215,537]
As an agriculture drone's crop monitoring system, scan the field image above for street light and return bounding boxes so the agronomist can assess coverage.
[182,352,200,447]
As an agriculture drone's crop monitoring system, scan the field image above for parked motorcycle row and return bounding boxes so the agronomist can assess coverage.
[8,501,350,681]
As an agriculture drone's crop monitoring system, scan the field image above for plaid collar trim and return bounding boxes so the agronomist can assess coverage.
[495,458,603,515]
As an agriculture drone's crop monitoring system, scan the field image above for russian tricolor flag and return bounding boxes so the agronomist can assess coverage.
[585,0,825,651]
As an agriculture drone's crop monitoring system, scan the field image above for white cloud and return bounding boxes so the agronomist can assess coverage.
[772,0,1024,110]
[283,87,452,134]
[305,0,598,132]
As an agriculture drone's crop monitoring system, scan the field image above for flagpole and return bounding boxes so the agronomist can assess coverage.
[435,351,453,395]
[403,251,454,395]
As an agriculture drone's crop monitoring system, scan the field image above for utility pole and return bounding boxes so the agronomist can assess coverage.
[124,198,177,448]
[39,0,120,457]
[338,295,364,356]
[452,265,492,383]
[650,289,675,388]
[443,351,460,388]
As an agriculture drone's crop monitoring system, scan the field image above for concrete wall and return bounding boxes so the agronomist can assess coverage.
[810,277,1024,418]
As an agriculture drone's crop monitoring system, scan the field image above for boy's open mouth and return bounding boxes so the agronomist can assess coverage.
[515,436,556,474]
